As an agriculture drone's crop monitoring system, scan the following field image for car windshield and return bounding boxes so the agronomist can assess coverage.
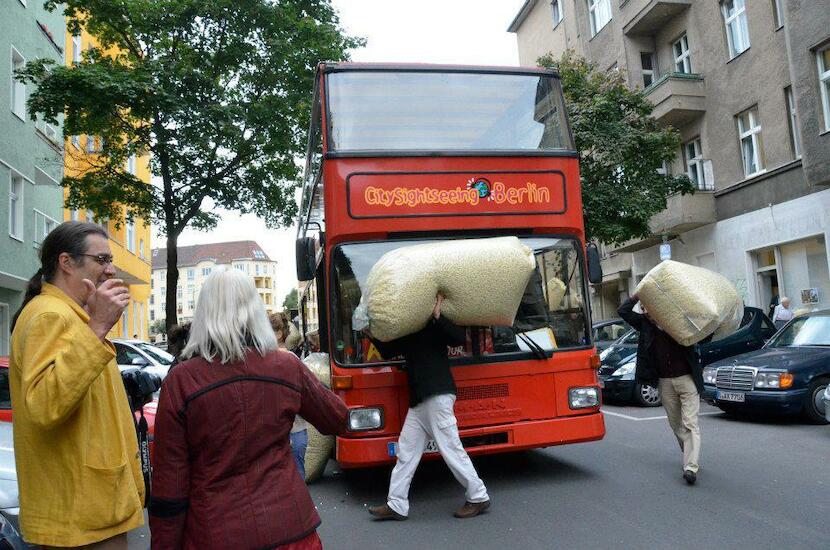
[331,236,590,366]
[768,315,830,347]
[594,321,630,341]
[327,71,573,152]
[135,343,175,365]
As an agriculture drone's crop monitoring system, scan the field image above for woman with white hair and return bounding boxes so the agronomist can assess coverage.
[149,268,347,550]
[772,296,794,329]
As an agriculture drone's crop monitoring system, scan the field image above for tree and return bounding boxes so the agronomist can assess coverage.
[282,288,298,311]
[537,51,694,246]
[19,0,363,332]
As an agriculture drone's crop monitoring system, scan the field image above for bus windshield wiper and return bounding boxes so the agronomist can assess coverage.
[511,327,548,360]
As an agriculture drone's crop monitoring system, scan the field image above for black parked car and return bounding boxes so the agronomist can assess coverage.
[702,310,830,424]
[592,318,630,353]
[600,307,776,407]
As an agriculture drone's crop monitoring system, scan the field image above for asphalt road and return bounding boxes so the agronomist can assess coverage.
[128,401,829,549]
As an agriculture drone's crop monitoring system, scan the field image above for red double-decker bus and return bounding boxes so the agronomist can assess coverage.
[296,63,605,469]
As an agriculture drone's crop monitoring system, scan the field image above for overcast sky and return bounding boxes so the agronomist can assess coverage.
[154,0,527,305]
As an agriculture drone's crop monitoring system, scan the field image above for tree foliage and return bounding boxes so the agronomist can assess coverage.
[18,0,363,330]
[282,287,298,311]
[538,51,694,246]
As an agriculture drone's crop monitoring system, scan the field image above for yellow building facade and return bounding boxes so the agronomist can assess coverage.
[63,29,151,341]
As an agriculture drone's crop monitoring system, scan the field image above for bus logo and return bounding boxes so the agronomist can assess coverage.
[467,178,492,200]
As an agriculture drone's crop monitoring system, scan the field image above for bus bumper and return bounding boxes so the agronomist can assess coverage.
[335,412,605,469]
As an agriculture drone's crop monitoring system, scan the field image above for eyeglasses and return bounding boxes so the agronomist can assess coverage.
[79,253,115,266]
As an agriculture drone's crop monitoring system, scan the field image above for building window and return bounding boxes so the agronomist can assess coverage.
[188,300,195,310]
[11,47,26,119]
[587,0,611,37]
[784,86,801,159]
[139,238,145,258]
[818,46,830,133]
[85,209,94,223]
[722,0,750,59]
[771,0,784,29]
[234,263,244,271]
[673,34,692,74]
[187,268,194,280]
[256,264,261,276]
[640,52,656,87]
[71,135,80,148]
[121,310,128,339]
[201,267,211,276]
[150,294,154,305]
[0,303,8,356]
[177,286,182,299]
[150,309,155,321]
[684,138,710,190]
[33,210,58,246]
[126,220,135,253]
[72,35,82,64]
[9,174,24,240]
[126,154,136,175]
[133,302,139,338]
[737,107,764,178]
[551,0,563,27]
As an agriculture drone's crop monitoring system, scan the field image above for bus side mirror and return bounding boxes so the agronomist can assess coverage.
[296,237,316,282]
[586,243,603,285]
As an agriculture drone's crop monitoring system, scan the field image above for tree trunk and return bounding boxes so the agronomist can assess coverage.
[164,231,179,336]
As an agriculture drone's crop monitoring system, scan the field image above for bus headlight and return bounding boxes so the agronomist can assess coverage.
[348,408,383,431]
[569,387,599,409]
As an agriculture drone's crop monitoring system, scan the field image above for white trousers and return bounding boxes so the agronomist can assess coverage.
[387,394,489,516]
[658,375,701,473]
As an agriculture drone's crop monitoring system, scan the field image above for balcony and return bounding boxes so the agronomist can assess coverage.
[612,191,716,253]
[643,73,706,128]
[622,0,691,36]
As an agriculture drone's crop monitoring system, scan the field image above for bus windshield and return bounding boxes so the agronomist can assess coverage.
[330,237,590,366]
[327,71,573,152]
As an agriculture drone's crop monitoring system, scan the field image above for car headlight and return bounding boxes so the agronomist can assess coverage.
[569,387,599,409]
[348,408,383,431]
[755,371,793,389]
[599,348,611,361]
[703,366,718,385]
[612,362,635,379]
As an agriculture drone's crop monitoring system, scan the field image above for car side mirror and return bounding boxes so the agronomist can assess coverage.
[586,242,603,285]
[296,236,317,282]
[131,356,150,367]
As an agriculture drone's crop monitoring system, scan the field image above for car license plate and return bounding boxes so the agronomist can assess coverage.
[717,390,746,403]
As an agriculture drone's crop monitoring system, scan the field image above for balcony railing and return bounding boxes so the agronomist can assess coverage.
[644,72,705,127]
[622,0,691,36]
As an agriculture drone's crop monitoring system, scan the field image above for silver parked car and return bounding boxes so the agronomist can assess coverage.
[0,423,31,549]
[113,339,175,382]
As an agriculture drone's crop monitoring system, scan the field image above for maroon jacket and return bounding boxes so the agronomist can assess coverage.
[149,348,347,550]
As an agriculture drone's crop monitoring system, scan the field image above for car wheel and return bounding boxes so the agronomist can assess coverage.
[634,383,661,407]
[803,377,830,425]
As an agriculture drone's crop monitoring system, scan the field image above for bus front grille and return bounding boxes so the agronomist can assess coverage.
[457,383,509,401]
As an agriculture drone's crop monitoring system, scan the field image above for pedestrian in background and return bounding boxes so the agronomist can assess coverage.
[270,312,310,479]
[619,295,703,485]
[772,296,794,329]
[9,221,144,549]
[367,294,490,520]
[150,269,347,549]
[166,322,191,365]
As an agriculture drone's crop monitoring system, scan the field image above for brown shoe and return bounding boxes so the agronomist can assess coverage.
[453,500,490,518]
[368,504,407,521]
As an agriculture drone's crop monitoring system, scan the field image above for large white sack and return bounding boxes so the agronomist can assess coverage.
[635,260,743,347]
[356,237,536,342]
[301,353,335,483]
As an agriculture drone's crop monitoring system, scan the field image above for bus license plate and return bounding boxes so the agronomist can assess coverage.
[718,391,746,403]
[424,440,439,454]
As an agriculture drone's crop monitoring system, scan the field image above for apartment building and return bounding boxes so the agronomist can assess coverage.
[150,241,278,330]
[0,2,65,355]
[63,29,152,341]
[510,0,830,319]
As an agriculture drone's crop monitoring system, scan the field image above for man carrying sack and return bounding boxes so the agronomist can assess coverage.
[618,294,703,485]
[367,294,490,520]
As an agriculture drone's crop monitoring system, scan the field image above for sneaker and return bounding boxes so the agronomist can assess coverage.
[453,500,491,519]
[683,470,697,485]
[368,504,407,521]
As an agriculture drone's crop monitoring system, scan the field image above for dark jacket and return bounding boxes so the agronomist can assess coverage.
[372,315,467,407]
[149,348,348,550]
[617,297,704,393]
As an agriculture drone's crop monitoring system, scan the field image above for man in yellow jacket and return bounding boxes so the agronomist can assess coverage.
[9,221,144,549]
